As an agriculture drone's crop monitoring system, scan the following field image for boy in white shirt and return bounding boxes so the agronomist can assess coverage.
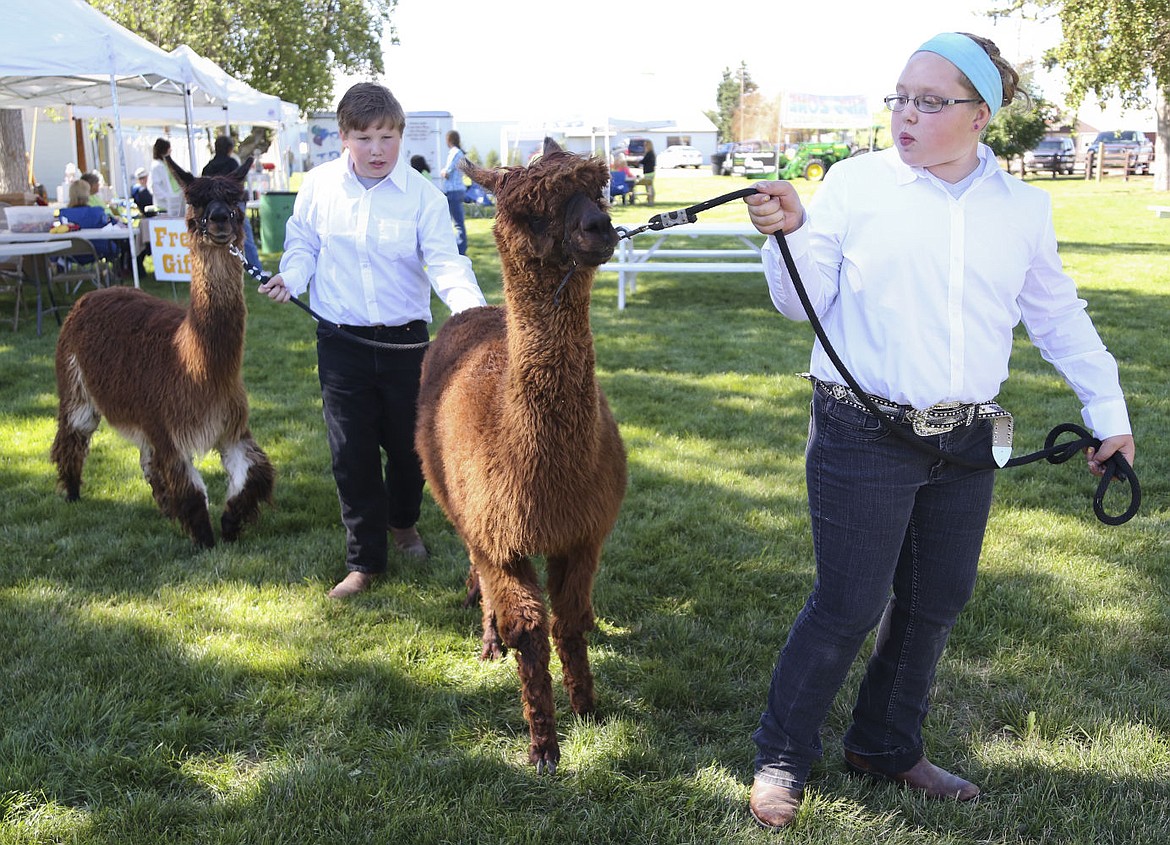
[259,83,486,598]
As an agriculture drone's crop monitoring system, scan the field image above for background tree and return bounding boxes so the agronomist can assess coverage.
[995,0,1170,190]
[984,101,1050,175]
[92,0,397,113]
[708,62,758,142]
[0,110,30,194]
[983,62,1057,175]
[739,90,779,143]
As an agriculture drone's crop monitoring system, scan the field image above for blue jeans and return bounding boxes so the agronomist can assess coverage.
[240,202,261,268]
[317,321,429,574]
[446,189,467,255]
[753,386,996,789]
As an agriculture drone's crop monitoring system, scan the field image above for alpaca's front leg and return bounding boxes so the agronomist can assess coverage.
[137,444,173,516]
[547,546,600,716]
[151,438,214,548]
[476,574,506,661]
[218,432,275,542]
[473,551,559,774]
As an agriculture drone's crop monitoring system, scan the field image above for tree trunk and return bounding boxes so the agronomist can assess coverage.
[1155,86,1169,193]
[0,109,30,195]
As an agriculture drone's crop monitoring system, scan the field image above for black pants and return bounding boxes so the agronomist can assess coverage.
[316,321,429,573]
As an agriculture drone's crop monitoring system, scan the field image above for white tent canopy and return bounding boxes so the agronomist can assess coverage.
[0,0,216,111]
[73,46,289,130]
[172,46,284,127]
[72,50,301,194]
[0,0,223,287]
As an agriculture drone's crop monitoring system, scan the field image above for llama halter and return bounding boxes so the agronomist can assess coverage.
[232,244,430,351]
[617,188,1140,525]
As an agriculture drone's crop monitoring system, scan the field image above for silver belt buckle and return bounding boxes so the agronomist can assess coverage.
[907,402,970,436]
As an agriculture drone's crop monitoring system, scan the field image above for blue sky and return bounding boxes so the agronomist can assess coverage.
[335,0,1065,121]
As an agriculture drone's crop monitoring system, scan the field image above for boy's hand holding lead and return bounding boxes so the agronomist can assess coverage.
[258,273,291,303]
[745,181,805,236]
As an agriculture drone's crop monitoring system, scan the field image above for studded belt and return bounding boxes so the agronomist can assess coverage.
[805,374,1015,465]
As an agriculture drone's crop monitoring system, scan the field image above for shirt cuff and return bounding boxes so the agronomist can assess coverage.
[1081,397,1131,440]
[762,221,812,263]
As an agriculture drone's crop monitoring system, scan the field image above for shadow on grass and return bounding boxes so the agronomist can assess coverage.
[2,241,1168,841]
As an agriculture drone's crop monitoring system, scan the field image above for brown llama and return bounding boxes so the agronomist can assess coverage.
[415,138,627,774]
[50,156,274,548]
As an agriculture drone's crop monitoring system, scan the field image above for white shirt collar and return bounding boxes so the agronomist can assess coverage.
[341,149,409,191]
[890,143,1001,191]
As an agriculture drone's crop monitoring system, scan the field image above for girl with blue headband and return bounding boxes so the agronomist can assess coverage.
[742,33,1135,830]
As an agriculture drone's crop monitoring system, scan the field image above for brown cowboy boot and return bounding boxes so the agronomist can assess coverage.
[391,525,427,558]
[844,750,980,801]
[749,778,804,830]
[328,571,375,599]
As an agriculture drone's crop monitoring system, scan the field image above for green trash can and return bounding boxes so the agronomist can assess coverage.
[259,191,297,254]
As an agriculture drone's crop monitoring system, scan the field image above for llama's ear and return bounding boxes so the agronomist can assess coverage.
[462,157,497,193]
[231,157,254,182]
[543,136,563,157]
[165,155,194,188]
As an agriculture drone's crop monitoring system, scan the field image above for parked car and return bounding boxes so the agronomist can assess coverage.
[711,142,736,175]
[656,144,703,169]
[622,137,650,169]
[1086,130,1154,174]
[713,139,777,176]
[1024,137,1076,175]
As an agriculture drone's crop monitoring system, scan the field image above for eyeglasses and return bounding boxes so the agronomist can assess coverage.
[884,94,982,114]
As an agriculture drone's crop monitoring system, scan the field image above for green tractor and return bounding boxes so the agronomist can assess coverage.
[777,142,854,181]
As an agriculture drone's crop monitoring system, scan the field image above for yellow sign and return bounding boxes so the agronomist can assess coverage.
[147,218,192,282]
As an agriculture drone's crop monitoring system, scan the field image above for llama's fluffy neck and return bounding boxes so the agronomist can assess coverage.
[174,244,247,384]
[500,260,602,441]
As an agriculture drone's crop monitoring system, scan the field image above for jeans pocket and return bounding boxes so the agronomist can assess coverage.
[818,391,888,442]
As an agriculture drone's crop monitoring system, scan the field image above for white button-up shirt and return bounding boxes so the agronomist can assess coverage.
[763,145,1130,438]
[278,150,485,326]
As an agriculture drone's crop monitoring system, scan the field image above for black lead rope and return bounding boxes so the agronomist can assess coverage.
[619,190,1140,526]
[234,246,429,352]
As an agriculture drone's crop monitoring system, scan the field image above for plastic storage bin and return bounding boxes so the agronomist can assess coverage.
[259,192,296,254]
[4,206,54,233]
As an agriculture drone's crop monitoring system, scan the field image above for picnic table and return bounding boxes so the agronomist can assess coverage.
[599,222,765,309]
[0,239,68,334]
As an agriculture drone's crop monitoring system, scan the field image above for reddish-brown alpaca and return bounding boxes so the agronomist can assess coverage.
[416,138,627,774]
[51,156,274,548]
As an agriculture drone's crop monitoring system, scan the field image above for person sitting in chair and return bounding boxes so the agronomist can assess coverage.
[131,167,154,212]
[59,180,118,264]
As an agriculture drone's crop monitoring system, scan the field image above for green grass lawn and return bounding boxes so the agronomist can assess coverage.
[1,169,1168,844]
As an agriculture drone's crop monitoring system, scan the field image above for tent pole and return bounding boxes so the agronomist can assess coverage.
[107,58,139,288]
[184,86,198,168]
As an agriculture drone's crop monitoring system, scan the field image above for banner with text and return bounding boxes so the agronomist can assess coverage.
[782,93,872,130]
[148,218,192,282]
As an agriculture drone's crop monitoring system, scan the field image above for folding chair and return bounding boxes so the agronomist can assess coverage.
[0,202,21,329]
[50,237,110,295]
[464,182,496,218]
[609,171,632,205]
[0,253,24,330]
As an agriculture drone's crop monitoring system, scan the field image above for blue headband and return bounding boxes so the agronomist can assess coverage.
[916,33,1004,119]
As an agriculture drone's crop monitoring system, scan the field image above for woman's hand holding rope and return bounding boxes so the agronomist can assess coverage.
[1088,434,1135,479]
